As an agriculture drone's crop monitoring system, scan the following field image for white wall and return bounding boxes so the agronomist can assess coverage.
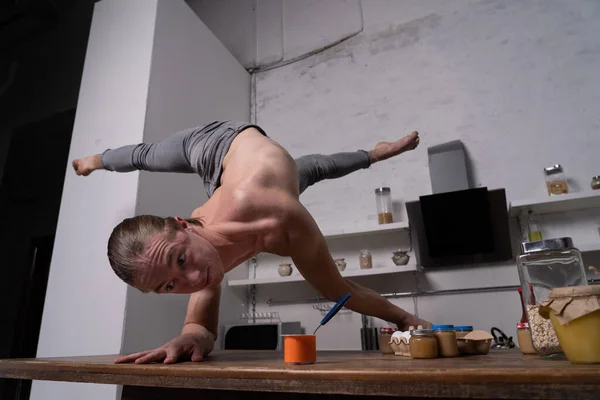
[31,1,158,399]
[121,0,250,355]
[186,0,363,69]
[242,0,600,349]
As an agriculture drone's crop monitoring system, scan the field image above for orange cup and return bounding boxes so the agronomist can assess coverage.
[283,334,316,364]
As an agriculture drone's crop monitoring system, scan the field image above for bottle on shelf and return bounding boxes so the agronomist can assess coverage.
[527,210,542,242]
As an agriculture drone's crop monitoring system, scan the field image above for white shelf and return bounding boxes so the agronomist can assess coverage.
[321,221,409,239]
[227,264,420,287]
[579,243,600,253]
[509,191,600,218]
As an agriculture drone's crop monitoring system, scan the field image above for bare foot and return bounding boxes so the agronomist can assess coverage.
[369,131,420,163]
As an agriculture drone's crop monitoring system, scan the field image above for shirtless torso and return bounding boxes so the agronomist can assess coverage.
[73,125,428,364]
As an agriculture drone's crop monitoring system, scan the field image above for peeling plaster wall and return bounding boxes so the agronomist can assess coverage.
[249,0,600,349]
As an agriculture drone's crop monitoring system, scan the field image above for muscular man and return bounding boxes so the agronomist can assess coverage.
[72,121,429,364]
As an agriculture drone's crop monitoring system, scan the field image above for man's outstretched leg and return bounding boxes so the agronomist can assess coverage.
[295,131,419,193]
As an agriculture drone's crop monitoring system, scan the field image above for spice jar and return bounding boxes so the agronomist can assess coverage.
[539,285,600,364]
[516,323,536,355]
[592,176,600,190]
[516,237,588,358]
[379,328,397,354]
[544,164,569,196]
[359,250,373,269]
[409,329,438,359]
[432,325,459,357]
[375,187,393,224]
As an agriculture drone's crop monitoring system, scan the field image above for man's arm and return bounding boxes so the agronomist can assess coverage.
[115,284,221,364]
[285,199,425,330]
[181,283,221,356]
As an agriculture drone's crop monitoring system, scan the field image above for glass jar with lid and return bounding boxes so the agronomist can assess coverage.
[409,329,438,359]
[592,176,600,190]
[378,327,397,354]
[516,237,588,358]
[359,249,372,269]
[544,165,569,196]
[375,187,393,224]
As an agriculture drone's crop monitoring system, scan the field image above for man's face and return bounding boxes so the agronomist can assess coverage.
[135,224,224,294]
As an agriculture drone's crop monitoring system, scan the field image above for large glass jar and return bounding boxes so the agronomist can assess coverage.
[516,237,588,358]
[375,187,393,224]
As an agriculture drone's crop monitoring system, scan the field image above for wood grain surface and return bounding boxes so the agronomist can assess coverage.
[1,350,599,399]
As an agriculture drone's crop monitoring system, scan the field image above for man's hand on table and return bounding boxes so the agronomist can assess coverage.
[115,332,214,364]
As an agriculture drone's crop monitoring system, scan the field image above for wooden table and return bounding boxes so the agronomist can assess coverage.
[1,349,599,399]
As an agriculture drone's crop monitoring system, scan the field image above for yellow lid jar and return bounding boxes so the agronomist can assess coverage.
[539,285,600,364]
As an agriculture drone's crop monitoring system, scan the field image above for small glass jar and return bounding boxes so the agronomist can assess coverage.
[516,237,588,358]
[454,326,473,339]
[592,176,600,191]
[455,325,473,354]
[375,187,393,224]
[516,322,536,355]
[379,328,396,354]
[409,329,438,359]
[432,325,459,357]
[544,164,569,196]
[527,211,542,242]
[359,250,373,269]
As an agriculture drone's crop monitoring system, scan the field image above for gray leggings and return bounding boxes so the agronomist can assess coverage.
[101,121,372,197]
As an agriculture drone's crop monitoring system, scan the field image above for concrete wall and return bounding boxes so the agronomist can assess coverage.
[121,0,250,356]
[186,0,363,69]
[30,1,158,399]
[213,0,600,349]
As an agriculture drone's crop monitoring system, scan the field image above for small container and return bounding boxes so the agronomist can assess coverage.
[334,258,346,272]
[516,237,588,358]
[544,164,569,196]
[409,329,438,359]
[458,330,494,355]
[375,187,393,224]
[592,176,600,190]
[391,250,410,266]
[539,285,600,364]
[455,326,473,354]
[432,325,459,357]
[283,335,316,365]
[359,250,372,269]
[516,322,536,355]
[379,328,397,354]
[278,263,293,276]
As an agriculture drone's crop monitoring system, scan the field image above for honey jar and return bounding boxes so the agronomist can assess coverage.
[516,322,536,355]
[455,326,473,354]
[409,329,438,359]
[539,285,600,364]
[379,328,396,354]
[432,325,459,357]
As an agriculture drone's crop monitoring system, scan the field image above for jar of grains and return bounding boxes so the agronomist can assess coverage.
[516,238,588,358]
